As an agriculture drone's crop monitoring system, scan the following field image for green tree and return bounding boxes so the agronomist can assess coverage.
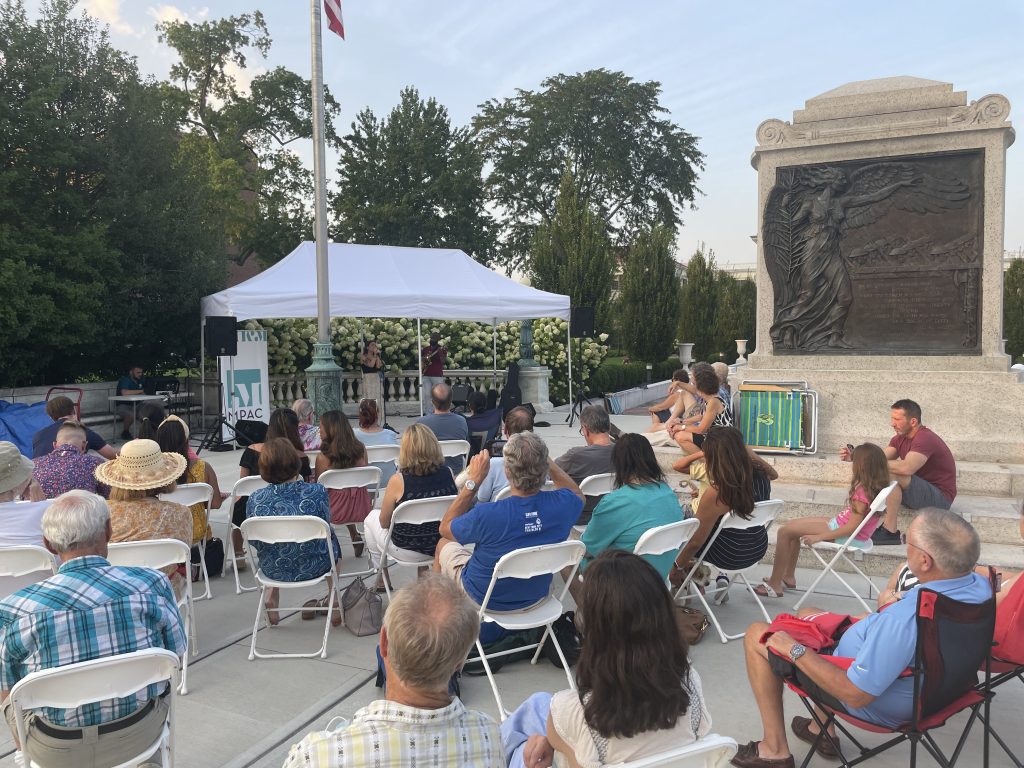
[157,12,340,268]
[1005,259,1024,363]
[677,245,718,361]
[0,0,223,384]
[530,170,614,333]
[474,69,704,274]
[618,226,680,362]
[712,274,757,362]
[333,87,494,261]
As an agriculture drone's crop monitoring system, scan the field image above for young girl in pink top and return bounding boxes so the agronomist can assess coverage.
[756,443,890,598]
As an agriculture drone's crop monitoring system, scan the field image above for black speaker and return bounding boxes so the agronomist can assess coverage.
[205,316,237,356]
[570,307,595,339]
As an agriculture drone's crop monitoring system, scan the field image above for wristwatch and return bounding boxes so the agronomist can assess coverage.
[464,479,478,493]
[789,643,807,663]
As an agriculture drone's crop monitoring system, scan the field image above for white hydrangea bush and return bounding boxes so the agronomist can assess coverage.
[243,318,608,404]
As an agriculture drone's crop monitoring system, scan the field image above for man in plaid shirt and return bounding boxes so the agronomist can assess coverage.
[0,490,185,767]
[284,574,502,768]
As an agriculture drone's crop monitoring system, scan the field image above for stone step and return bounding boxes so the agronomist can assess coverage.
[761,526,1024,579]
[653,446,1024,498]
[762,482,1021,543]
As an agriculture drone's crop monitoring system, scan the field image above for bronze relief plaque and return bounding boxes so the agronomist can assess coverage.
[762,150,983,354]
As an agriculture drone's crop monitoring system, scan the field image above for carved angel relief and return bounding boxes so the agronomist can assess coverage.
[763,157,978,354]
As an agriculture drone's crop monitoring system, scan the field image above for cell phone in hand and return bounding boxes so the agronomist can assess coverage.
[846,443,855,459]
[489,439,507,458]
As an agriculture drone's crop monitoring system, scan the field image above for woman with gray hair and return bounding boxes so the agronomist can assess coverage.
[292,399,321,451]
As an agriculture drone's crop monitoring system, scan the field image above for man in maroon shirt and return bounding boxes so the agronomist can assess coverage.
[841,399,957,545]
[420,331,448,414]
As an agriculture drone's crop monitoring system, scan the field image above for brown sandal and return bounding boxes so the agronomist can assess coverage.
[302,595,330,620]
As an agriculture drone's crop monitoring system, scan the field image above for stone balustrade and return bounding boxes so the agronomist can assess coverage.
[269,369,507,412]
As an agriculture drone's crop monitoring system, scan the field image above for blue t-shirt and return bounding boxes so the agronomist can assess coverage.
[581,482,683,578]
[450,488,582,611]
[834,572,991,727]
[116,375,145,396]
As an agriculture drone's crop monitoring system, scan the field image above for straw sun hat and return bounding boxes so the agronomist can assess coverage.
[0,442,34,495]
[94,439,186,491]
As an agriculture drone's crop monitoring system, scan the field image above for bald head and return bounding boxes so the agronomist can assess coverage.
[430,383,452,412]
[504,406,534,436]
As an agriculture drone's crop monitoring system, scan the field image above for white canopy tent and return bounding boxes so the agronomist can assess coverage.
[200,242,574,413]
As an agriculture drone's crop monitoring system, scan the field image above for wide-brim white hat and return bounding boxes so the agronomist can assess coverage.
[0,442,33,494]
[94,439,186,491]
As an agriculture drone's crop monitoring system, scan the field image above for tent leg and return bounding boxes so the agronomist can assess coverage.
[417,319,423,418]
[200,317,206,432]
[567,320,573,410]
[492,319,497,390]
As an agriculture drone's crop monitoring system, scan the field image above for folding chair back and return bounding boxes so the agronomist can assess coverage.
[318,467,381,492]
[439,439,471,460]
[365,444,400,465]
[0,546,57,597]
[494,481,555,502]
[491,540,586,582]
[160,482,213,509]
[107,539,191,572]
[466,408,503,453]
[10,648,179,768]
[390,496,455,528]
[717,498,782,532]
[240,515,333,547]
[579,472,615,496]
[607,733,738,767]
[915,588,995,720]
[634,519,700,558]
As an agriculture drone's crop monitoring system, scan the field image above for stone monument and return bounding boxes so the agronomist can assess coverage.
[746,77,1022,461]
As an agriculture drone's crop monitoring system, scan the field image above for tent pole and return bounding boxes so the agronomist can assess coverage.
[417,319,423,417]
[567,320,573,410]
[199,316,206,432]
[492,319,497,389]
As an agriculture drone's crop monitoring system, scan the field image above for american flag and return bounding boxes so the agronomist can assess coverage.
[324,0,345,40]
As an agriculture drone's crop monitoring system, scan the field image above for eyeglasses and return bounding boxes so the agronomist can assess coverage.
[901,532,934,561]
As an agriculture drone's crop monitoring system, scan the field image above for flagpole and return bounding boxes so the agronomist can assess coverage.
[305,0,343,416]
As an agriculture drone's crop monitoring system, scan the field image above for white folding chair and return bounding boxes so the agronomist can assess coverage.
[240,515,341,660]
[375,496,456,598]
[107,539,195,695]
[674,500,783,643]
[10,648,180,768]
[0,546,56,598]
[793,481,898,614]
[213,475,269,594]
[317,467,380,575]
[159,482,215,601]
[633,519,701,558]
[472,539,586,720]
[438,439,471,469]
[365,445,401,506]
[493,481,555,502]
[573,472,615,535]
[607,733,738,767]
[305,449,321,464]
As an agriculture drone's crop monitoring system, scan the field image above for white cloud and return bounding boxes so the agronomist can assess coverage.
[147,4,188,26]
[83,0,137,35]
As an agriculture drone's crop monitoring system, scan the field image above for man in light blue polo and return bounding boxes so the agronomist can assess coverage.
[731,508,990,768]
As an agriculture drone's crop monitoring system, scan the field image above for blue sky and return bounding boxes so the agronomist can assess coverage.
[51,1,1024,266]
